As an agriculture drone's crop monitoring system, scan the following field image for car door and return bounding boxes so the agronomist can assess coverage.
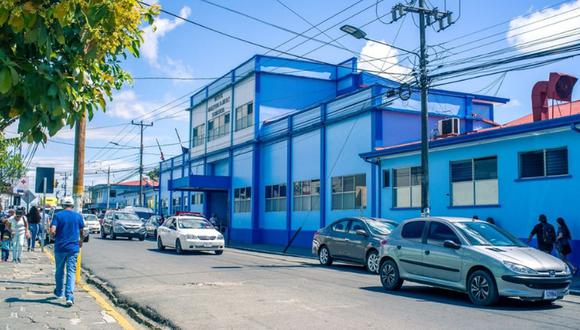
[103,212,112,232]
[423,222,463,283]
[326,220,350,258]
[395,220,427,277]
[343,220,370,262]
[159,218,174,247]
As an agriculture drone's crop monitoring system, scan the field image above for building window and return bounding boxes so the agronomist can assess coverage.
[382,169,390,188]
[235,102,253,131]
[451,156,498,206]
[191,193,204,205]
[293,179,320,211]
[234,187,251,213]
[172,197,182,212]
[331,174,366,210]
[393,167,421,208]
[265,184,286,212]
[192,124,205,147]
[207,113,230,141]
[519,147,568,179]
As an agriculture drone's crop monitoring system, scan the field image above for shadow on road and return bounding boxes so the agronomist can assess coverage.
[5,296,64,307]
[360,285,563,311]
[0,280,53,287]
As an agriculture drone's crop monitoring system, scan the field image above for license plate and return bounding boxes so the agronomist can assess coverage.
[203,243,213,247]
[544,290,558,299]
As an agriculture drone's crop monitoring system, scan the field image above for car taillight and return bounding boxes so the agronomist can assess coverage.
[380,239,388,246]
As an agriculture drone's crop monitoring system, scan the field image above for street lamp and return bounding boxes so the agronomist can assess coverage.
[340,25,419,58]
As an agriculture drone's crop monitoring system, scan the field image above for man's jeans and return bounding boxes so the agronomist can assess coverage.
[54,251,78,301]
[28,223,40,249]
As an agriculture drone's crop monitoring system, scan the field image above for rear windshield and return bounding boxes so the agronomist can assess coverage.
[367,220,397,236]
[178,218,213,229]
[134,211,153,220]
[83,214,98,221]
[114,213,140,221]
[455,222,525,247]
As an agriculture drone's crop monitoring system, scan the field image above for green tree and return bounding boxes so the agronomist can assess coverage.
[146,167,159,181]
[0,0,158,142]
[0,132,25,192]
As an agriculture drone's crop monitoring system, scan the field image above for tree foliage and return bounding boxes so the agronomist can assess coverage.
[0,132,25,191]
[146,167,159,181]
[0,0,158,143]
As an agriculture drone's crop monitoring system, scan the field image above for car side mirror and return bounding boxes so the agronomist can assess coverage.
[443,240,461,249]
[355,229,368,237]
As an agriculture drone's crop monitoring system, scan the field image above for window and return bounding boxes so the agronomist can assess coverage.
[348,221,367,235]
[520,147,568,179]
[109,190,116,198]
[192,124,205,147]
[265,183,286,212]
[401,221,426,240]
[331,220,348,233]
[172,197,182,211]
[293,179,320,211]
[331,174,366,210]
[191,193,204,205]
[207,113,230,141]
[235,102,253,131]
[451,157,498,206]
[234,187,251,213]
[382,170,390,188]
[427,222,460,245]
[393,167,421,208]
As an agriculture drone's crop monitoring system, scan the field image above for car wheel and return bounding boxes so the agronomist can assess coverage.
[318,246,333,266]
[380,259,403,291]
[110,227,116,240]
[175,239,183,255]
[215,250,223,255]
[157,237,165,251]
[100,228,107,239]
[467,270,499,306]
[366,250,380,273]
[83,235,90,243]
[139,235,145,241]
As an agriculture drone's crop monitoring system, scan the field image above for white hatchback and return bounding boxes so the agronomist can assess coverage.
[157,216,225,255]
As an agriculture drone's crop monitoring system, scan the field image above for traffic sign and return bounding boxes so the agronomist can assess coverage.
[22,190,36,204]
[35,167,55,193]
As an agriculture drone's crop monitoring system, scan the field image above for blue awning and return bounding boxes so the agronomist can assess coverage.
[168,175,231,191]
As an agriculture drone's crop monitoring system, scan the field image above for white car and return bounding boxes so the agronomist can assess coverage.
[157,216,225,255]
[82,214,101,234]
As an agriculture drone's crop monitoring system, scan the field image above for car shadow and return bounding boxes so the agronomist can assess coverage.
[145,248,221,256]
[5,296,64,307]
[359,285,563,311]
[312,263,376,276]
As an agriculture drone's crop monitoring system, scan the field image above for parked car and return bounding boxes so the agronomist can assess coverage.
[312,217,398,273]
[378,217,572,306]
[144,215,162,237]
[157,216,224,255]
[100,211,146,241]
[82,214,101,234]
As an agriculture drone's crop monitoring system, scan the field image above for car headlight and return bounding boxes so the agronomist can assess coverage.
[217,234,224,240]
[503,261,538,275]
[564,264,571,275]
[185,234,198,239]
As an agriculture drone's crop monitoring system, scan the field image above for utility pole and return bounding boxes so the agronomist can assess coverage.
[73,112,87,212]
[106,166,111,209]
[390,0,454,217]
[63,172,68,197]
[131,120,153,206]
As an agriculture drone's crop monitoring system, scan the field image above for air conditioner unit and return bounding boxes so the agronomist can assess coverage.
[438,118,460,136]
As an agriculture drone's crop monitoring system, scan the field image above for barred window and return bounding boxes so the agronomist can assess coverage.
[207,113,230,141]
[331,174,366,210]
[172,197,182,212]
[192,124,205,147]
[393,167,421,208]
[235,102,254,131]
[293,179,320,211]
[451,156,498,206]
[520,147,568,179]
[191,193,204,205]
[234,187,251,213]
[265,184,286,212]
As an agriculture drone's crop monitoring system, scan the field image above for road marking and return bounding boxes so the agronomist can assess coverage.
[44,250,136,330]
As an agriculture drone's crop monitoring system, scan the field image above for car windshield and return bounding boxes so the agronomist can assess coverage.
[366,220,397,236]
[455,222,526,247]
[178,218,212,229]
[114,213,140,221]
[134,211,153,220]
[84,214,98,221]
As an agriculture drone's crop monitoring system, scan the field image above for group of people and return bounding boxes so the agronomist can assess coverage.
[527,214,577,274]
[0,205,45,263]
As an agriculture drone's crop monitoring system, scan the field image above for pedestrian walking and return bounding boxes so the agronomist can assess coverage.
[555,217,577,275]
[1,231,11,262]
[527,214,556,254]
[50,197,85,307]
[8,209,30,263]
[27,206,42,251]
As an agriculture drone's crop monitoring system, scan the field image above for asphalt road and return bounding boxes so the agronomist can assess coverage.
[81,235,580,330]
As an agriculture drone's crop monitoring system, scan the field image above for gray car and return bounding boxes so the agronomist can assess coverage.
[378,217,572,306]
[100,211,146,241]
[312,217,398,273]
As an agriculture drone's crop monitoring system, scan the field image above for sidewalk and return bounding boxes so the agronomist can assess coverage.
[228,241,315,259]
[0,250,126,329]
[571,275,580,296]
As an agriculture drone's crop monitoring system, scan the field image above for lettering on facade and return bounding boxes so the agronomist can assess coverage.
[208,92,231,118]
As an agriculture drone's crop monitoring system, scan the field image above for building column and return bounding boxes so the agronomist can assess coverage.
[320,104,327,228]
[286,116,293,243]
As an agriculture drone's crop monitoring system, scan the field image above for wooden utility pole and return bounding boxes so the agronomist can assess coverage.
[73,112,87,212]
[131,120,153,206]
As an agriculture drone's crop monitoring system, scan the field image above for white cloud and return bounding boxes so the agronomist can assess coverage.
[106,90,153,119]
[358,40,413,82]
[141,6,191,67]
[507,1,580,52]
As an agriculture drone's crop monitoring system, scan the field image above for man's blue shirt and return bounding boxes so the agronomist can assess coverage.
[51,210,84,254]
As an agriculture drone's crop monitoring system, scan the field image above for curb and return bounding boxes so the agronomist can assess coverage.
[570,289,580,296]
[228,245,316,260]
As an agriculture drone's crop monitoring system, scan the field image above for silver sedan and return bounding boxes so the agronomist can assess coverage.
[378,217,572,306]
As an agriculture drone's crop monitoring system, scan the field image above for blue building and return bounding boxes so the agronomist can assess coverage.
[158,55,513,248]
[88,179,158,211]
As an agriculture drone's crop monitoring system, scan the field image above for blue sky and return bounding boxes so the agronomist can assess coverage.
[13,0,580,194]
